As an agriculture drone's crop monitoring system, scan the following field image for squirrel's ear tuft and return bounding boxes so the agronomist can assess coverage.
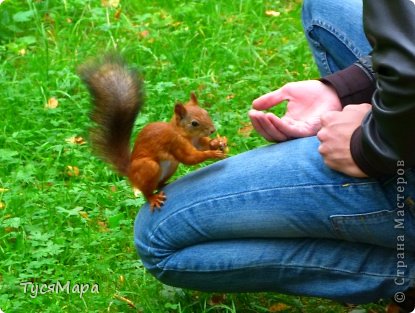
[174,103,187,120]
[189,92,198,106]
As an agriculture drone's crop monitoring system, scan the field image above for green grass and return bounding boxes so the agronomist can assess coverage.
[0,0,386,312]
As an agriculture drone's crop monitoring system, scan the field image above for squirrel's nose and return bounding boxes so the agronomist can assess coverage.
[210,127,216,134]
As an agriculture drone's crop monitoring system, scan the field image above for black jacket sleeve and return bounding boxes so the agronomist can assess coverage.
[322,0,415,177]
[320,56,375,108]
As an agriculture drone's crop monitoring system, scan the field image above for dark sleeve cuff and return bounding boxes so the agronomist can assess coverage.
[320,64,376,107]
[350,127,379,177]
[350,125,396,178]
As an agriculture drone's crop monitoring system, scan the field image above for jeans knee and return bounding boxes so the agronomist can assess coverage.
[133,209,163,274]
[134,220,178,286]
[301,0,322,31]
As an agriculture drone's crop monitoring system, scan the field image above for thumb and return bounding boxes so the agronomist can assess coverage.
[343,103,372,112]
[252,87,287,110]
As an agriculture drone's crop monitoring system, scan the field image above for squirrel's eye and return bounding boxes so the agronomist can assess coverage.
[191,120,199,127]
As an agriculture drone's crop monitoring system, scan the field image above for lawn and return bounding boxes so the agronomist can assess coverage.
[0,0,386,312]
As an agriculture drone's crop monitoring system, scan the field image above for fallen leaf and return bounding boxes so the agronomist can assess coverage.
[45,97,59,109]
[97,221,109,233]
[159,10,169,20]
[139,30,150,39]
[66,165,80,177]
[171,21,182,28]
[65,136,86,145]
[0,188,9,193]
[119,275,125,284]
[18,49,26,56]
[114,294,136,308]
[114,8,122,19]
[226,94,235,100]
[269,303,289,312]
[43,13,55,25]
[0,202,5,209]
[238,123,254,137]
[101,0,119,8]
[79,211,89,219]
[265,10,281,17]
[197,84,206,92]
[208,294,226,306]
[225,16,237,24]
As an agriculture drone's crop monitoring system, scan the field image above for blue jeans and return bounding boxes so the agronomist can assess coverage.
[134,0,415,304]
[302,0,372,75]
[135,138,415,303]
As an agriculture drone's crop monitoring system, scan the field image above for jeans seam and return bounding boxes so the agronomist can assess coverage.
[305,23,331,75]
[160,262,414,280]
[305,19,365,74]
[309,19,364,58]
[149,181,379,243]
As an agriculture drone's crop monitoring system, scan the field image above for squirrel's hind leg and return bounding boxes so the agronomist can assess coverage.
[129,158,166,212]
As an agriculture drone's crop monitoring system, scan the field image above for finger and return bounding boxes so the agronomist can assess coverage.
[316,128,326,142]
[317,142,327,155]
[252,88,287,110]
[254,111,289,141]
[343,103,372,112]
[260,115,289,141]
[249,111,276,142]
[266,113,312,138]
[249,110,288,141]
[320,111,337,127]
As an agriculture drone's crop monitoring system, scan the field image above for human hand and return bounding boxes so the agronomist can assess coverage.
[317,103,372,178]
[249,80,342,142]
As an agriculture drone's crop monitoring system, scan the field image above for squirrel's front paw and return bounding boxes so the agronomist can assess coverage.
[209,135,228,153]
[209,150,226,159]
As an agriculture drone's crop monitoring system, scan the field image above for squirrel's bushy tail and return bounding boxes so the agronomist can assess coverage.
[79,54,143,176]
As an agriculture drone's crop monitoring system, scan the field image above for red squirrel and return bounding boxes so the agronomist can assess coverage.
[79,55,227,211]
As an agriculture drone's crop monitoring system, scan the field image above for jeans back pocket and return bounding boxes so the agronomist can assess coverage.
[330,167,415,251]
[330,207,414,250]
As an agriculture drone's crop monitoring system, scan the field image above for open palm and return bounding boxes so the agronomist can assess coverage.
[249,80,342,142]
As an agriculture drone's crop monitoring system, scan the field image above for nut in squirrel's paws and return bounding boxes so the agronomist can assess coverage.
[209,134,229,154]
